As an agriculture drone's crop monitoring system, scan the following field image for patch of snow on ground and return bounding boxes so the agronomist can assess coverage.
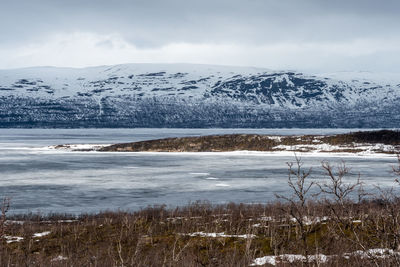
[33,231,51,238]
[251,254,329,266]
[51,255,68,261]
[49,144,110,151]
[3,235,24,243]
[57,220,78,223]
[252,255,276,266]
[268,136,282,142]
[4,220,25,225]
[251,248,400,266]
[184,232,256,239]
[274,143,399,154]
[260,216,273,221]
[274,144,341,152]
[344,248,400,259]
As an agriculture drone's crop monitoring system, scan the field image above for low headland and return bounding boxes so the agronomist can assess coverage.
[53,130,400,155]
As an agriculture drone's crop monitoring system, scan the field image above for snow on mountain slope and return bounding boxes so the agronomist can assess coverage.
[0,64,265,99]
[0,63,399,128]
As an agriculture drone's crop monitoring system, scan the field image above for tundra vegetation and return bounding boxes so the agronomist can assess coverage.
[1,155,400,266]
[98,130,400,153]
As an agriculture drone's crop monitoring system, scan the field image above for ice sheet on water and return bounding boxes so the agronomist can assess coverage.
[0,128,399,214]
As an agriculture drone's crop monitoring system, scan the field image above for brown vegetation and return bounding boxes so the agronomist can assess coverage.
[100,134,277,152]
[321,130,400,145]
[99,130,400,153]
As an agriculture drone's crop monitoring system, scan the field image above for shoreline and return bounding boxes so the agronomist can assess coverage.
[47,145,399,158]
[48,130,400,157]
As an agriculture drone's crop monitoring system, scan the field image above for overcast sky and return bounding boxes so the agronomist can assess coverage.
[1,0,399,72]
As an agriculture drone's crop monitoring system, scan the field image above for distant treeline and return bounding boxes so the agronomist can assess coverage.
[1,96,400,128]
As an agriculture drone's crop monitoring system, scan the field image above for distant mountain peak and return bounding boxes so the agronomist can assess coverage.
[0,64,399,128]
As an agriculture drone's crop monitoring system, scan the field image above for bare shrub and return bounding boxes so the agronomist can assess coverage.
[317,161,384,266]
[275,155,318,265]
[318,161,363,205]
[0,197,10,236]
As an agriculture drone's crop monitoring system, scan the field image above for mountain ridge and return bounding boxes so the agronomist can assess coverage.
[0,63,399,128]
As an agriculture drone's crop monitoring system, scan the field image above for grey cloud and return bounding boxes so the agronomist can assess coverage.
[1,0,399,47]
[1,0,399,71]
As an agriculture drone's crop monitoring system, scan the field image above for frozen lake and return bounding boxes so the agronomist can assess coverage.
[0,128,398,214]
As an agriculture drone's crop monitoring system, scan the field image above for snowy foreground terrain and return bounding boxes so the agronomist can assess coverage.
[0,63,400,128]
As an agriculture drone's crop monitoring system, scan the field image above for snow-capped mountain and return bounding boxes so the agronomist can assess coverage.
[0,63,399,128]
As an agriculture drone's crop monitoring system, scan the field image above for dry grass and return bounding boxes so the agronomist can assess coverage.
[2,200,400,266]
